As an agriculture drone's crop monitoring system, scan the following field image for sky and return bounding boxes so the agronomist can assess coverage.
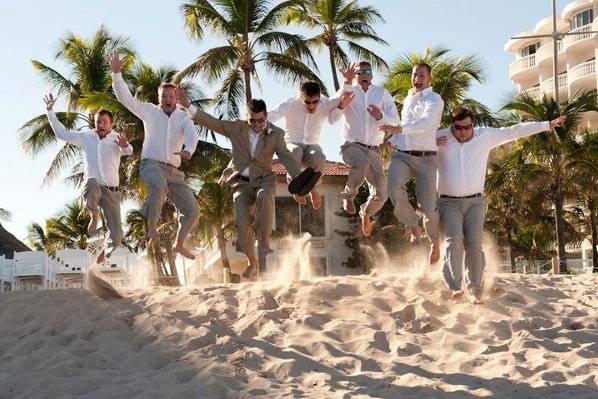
[0,0,573,242]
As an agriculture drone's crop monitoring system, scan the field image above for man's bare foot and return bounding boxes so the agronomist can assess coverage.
[310,191,323,210]
[429,241,440,264]
[470,295,483,305]
[95,249,106,264]
[88,212,99,236]
[343,198,356,215]
[242,263,258,281]
[409,226,423,244]
[361,212,372,237]
[294,194,307,205]
[451,290,464,300]
[173,244,196,260]
[147,223,158,240]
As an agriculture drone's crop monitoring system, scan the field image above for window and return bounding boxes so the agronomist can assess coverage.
[310,257,328,276]
[571,9,593,29]
[521,42,541,57]
[275,196,325,237]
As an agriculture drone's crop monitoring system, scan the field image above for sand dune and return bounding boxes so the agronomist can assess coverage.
[0,270,596,398]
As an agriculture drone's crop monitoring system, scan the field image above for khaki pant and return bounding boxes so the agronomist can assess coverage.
[439,196,486,296]
[387,151,440,242]
[286,143,326,189]
[139,159,199,245]
[340,141,387,217]
[82,178,123,257]
[232,179,275,262]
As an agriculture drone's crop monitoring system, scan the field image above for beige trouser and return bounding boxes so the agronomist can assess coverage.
[439,196,486,296]
[339,141,387,217]
[387,151,440,242]
[82,178,123,257]
[286,143,326,189]
[232,178,275,263]
[139,159,199,245]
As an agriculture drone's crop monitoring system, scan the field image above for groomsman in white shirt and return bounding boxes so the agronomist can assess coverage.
[436,108,565,304]
[268,81,354,209]
[44,94,133,264]
[380,63,444,264]
[332,61,400,237]
[109,50,199,260]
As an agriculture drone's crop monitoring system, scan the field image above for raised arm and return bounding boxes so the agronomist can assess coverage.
[267,97,293,124]
[487,117,565,148]
[44,94,83,146]
[176,86,236,138]
[378,90,401,126]
[113,132,133,156]
[329,65,357,124]
[109,50,153,119]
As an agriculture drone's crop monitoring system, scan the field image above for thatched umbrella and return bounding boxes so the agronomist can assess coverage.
[0,223,30,259]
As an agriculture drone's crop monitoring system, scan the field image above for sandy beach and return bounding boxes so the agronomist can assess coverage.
[0,268,596,398]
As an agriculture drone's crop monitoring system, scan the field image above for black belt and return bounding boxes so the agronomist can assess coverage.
[237,175,250,182]
[354,142,379,150]
[440,193,483,199]
[102,185,119,192]
[399,150,437,156]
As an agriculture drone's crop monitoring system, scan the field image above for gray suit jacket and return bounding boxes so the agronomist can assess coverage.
[192,108,301,188]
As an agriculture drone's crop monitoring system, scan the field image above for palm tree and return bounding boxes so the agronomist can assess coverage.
[18,25,134,185]
[385,47,499,127]
[502,91,598,273]
[179,0,325,118]
[285,0,388,91]
[0,208,11,222]
[26,222,48,252]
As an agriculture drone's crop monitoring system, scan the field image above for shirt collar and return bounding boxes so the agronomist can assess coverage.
[409,86,434,97]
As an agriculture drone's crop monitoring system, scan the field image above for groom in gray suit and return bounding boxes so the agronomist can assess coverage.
[180,92,303,279]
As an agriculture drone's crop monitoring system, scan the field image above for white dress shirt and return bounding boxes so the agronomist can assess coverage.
[47,110,133,187]
[268,95,340,145]
[330,83,400,146]
[436,121,550,197]
[240,129,260,177]
[388,87,444,151]
[111,72,198,168]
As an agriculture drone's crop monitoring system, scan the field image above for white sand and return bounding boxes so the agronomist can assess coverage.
[0,271,596,398]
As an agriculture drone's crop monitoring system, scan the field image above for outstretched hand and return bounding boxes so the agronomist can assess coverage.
[340,63,357,84]
[549,115,566,130]
[367,105,382,121]
[114,132,129,148]
[338,91,355,110]
[436,136,449,147]
[379,124,402,135]
[108,49,125,73]
[44,93,57,111]
[175,85,191,108]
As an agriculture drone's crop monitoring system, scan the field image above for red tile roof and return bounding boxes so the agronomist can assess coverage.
[272,159,349,176]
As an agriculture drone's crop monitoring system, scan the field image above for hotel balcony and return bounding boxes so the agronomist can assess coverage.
[569,59,597,94]
[540,73,569,100]
[508,54,537,80]
[536,41,565,67]
[564,22,598,53]
[519,86,543,101]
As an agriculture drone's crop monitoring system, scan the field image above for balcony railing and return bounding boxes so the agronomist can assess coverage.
[564,23,597,48]
[569,59,596,83]
[508,54,536,77]
[519,86,542,100]
[541,74,568,94]
[536,41,563,63]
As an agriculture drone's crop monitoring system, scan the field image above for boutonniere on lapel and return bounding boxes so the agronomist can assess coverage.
[263,126,273,137]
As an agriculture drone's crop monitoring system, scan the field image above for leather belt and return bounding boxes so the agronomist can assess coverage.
[102,185,119,192]
[399,150,437,156]
[440,193,483,199]
[354,142,379,150]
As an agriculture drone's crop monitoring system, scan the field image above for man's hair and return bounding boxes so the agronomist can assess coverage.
[358,60,372,68]
[414,62,432,76]
[95,109,114,123]
[300,81,321,97]
[248,99,267,114]
[158,82,177,91]
[452,108,475,123]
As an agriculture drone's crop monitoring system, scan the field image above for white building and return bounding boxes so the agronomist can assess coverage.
[505,0,598,128]
[195,160,355,282]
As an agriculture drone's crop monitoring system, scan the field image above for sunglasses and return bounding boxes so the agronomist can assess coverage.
[357,69,372,76]
[249,117,266,124]
[453,123,473,131]
[303,99,320,105]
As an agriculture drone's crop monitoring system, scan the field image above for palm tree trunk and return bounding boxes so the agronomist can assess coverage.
[244,69,252,104]
[216,228,231,270]
[328,46,340,91]
[507,227,517,273]
[589,197,598,273]
[554,188,568,273]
